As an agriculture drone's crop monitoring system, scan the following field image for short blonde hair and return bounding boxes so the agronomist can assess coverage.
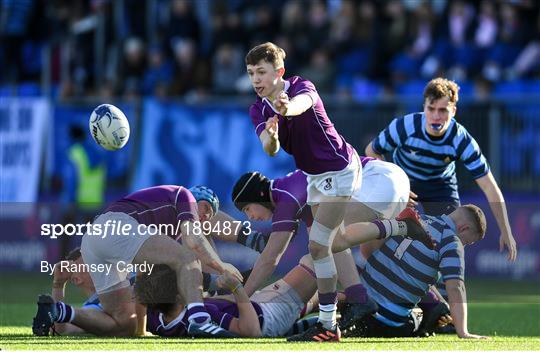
[423,78,460,105]
[245,42,286,69]
[461,204,487,240]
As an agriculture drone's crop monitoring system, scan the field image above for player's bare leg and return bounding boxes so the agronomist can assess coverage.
[288,199,348,342]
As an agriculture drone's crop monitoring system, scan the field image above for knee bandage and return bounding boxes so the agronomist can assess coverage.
[313,255,337,278]
[309,221,338,246]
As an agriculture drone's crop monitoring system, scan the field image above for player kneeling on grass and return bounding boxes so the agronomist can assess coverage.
[337,205,489,339]
[47,247,130,335]
[32,185,241,338]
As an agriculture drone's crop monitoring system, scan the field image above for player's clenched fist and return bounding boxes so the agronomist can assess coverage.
[272,91,289,116]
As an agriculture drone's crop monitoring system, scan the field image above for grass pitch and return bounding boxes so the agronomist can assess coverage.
[1,273,539,350]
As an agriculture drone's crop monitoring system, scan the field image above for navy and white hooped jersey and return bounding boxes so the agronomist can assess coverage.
[361,214,465,327]
[372,112,489,187]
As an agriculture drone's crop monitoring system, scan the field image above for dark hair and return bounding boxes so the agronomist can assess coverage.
[134,265,180,314]
[231,171,272,211]
[65,247,82,261]
[245,42,286,69]
[423,77,460,105]
[461,204,487,240]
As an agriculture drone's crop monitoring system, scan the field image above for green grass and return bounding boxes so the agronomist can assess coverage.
[1,273,539,350]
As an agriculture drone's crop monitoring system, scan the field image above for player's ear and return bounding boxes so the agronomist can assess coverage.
[276,67,285,78]
[457,223,470,234]
[450,103,457,117]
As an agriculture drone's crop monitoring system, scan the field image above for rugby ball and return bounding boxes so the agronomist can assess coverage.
[89,104,130,151]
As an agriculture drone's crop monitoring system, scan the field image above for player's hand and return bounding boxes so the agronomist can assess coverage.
[273,91,289,116]
[220,262,243,283]
[459,332,489,339]
[216,272,242,291]
[500,233,517,262]
[437,314,452,327]
[265,115,279,138]
[407,191,418,208]
[52,261,72,288]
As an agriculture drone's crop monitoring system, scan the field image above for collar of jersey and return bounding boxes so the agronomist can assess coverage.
[159,308,187,330]
[440,214,456,233]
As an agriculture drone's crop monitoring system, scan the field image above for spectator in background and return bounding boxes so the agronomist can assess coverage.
[246,4,278,45]
[306,0,330,51]
[298,48,335,94]
[390,2,434,82]
[280,0,309,60]
[483,2,528,82]
[331,0,378,91]
[166,0,200,46]
[211,10,248,49]
[426,1,476,81]
[0,0,40,84]
[212,43,244,95]
[170,38,210,98]
[142,45,173,97]
[506,9,540,79]
[118,37,147,97]
[379,0,409,81]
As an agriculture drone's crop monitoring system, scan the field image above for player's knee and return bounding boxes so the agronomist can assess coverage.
[309,221,334,256]
[308,240,330,260]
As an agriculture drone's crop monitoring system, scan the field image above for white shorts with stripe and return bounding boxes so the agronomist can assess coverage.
[305,152,362,205]
[250,279,305,337]
[353,160,410,219]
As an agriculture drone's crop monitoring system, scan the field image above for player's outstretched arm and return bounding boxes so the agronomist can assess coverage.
[260,115,280,156]
[475,172,517,261]
[180,221,243,282]
[273,92,313,117]
[217,273,262,337]
[445,279,488,339]
[243,231,294,296]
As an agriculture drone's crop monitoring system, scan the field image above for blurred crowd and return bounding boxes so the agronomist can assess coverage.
[1,0,539,100]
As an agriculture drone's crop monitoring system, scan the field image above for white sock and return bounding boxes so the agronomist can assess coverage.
[318,303,337,330]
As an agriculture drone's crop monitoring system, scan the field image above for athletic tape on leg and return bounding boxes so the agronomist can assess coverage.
[313,255,337,278]
[309,220,338,246]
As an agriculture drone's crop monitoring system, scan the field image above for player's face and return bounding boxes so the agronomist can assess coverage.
[246,60,282,99]
[197,201,214,222]
[71,257,95,291]
[243,203,272,221]
[423,97,456,137]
